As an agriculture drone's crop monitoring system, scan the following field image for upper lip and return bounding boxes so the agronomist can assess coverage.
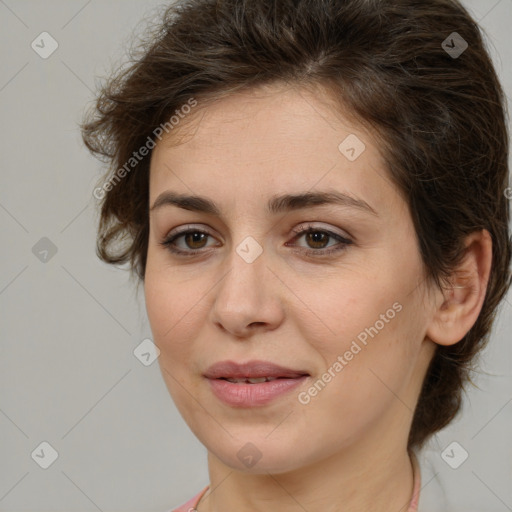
[204,360,310,379]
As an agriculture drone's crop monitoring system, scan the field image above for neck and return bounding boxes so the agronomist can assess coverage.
[200,435,416,512]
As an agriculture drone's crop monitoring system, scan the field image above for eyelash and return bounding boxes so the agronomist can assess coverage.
[159,224,353,258]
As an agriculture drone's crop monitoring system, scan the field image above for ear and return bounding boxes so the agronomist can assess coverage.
[426,229,493,347]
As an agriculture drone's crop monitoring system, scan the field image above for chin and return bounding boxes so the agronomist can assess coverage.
[205,433,316,474]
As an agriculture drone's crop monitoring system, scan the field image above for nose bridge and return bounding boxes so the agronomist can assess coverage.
[219,234,267,305]
[210,232,283,335]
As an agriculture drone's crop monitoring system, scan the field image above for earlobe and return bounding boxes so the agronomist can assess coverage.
[426,229,493,347]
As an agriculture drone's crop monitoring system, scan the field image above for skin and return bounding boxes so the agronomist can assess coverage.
[144,82,492,512]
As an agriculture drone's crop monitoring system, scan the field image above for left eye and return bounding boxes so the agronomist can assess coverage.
[286,226,352,255]
[160,226,352,256]
[161,230,217,253]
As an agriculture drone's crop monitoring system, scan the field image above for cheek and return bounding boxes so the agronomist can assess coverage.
[289,266,399,353]
[143,257,221,398]
[296,313,415,450]
[144,267,205,410]
[144,274,197,383]
[144,246,204,342]
[295,265,420,396]
[144,272,176,342]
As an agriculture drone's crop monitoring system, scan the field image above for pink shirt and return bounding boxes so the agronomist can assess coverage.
[171,452,421,512]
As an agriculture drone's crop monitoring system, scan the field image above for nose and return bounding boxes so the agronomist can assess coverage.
[209,242,285,338]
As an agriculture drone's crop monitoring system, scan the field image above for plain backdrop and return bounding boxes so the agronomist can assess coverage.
[0,1,511,511]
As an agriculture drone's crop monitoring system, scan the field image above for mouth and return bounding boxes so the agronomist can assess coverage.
[221,376,292,384]
[204,359,309,379]
[203,360,310,407]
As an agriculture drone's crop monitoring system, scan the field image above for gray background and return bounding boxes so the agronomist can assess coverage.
[0,1,511,511]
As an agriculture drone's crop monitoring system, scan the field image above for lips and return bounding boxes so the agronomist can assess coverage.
[203,360,309,380]
[204,360,310,407]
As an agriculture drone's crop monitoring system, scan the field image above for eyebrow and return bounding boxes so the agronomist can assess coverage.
[150,190,378,217]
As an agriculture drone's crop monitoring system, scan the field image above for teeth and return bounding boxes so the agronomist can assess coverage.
[225,377,279,384]
[247,377,268,384]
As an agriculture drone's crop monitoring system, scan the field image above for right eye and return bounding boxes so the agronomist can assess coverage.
[160,228,220,256]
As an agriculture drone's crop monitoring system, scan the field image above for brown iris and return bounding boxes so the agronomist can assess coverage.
[185,232,209,249]
[304,231,329,249]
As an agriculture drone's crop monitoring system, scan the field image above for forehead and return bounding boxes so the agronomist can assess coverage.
[149,83,400,216]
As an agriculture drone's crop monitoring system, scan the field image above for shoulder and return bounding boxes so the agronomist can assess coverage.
[166,485,210,512]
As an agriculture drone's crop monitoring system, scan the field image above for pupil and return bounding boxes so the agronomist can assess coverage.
[307,232,327,248]
[186,232,207,248]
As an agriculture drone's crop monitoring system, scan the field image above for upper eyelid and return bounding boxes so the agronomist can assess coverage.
[164,222,349,240]
[290,224,349,237]
[160,224,353,260]
[163,224,352,250]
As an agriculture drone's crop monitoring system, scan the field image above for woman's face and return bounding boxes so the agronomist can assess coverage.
[145,83,437,473]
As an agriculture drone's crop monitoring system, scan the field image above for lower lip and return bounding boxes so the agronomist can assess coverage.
[207,376,308,407]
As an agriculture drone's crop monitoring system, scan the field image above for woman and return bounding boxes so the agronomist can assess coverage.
[81,0,511,510]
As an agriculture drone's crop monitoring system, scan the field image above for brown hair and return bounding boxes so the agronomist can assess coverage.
[81,0,511,450]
